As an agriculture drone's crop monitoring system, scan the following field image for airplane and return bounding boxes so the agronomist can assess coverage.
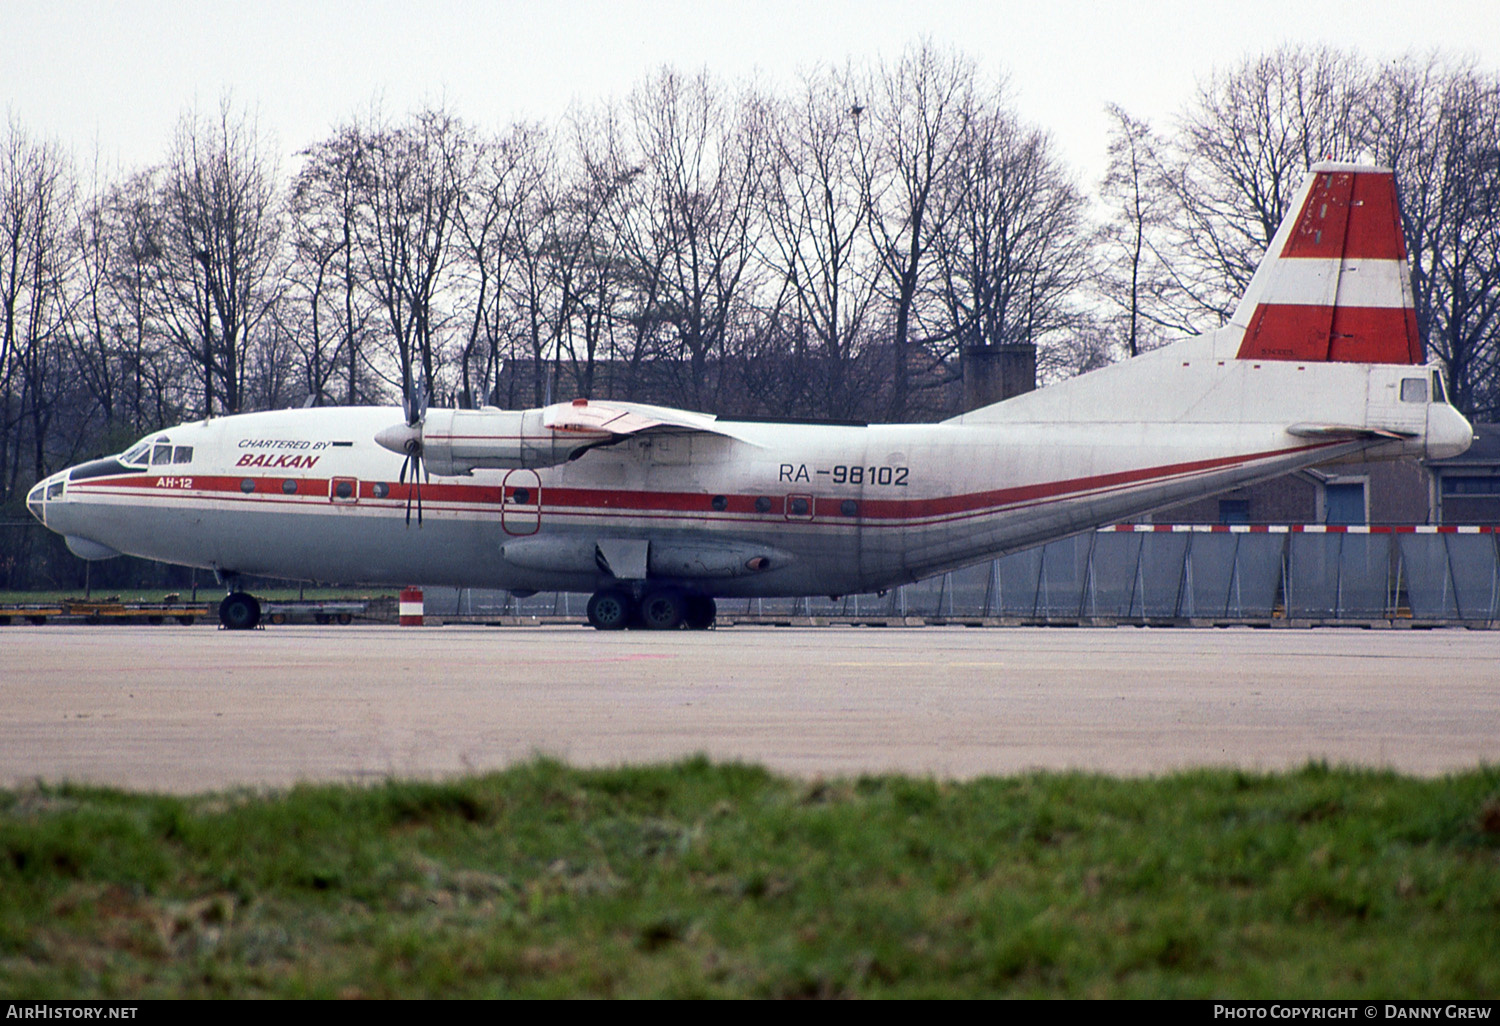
[26,162,1475,631]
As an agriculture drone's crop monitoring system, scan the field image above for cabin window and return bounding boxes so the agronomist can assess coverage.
[754,496,772,514]
[788,497,810,517]
[372,482,390,499]
[711,495,728,512]
[282,479,298,494]
[240,478,256,493]
[333,479,355,500]
[841,499,859,517]
[1400,378,1428,403]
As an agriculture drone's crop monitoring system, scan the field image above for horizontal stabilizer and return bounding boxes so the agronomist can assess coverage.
[1286,423,1418,441]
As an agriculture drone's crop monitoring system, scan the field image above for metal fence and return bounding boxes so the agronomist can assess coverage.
[426,525,1500,626]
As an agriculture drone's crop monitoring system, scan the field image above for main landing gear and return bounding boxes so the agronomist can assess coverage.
[586,587,716,631]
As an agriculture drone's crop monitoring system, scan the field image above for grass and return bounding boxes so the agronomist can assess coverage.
[2,759,1497,998]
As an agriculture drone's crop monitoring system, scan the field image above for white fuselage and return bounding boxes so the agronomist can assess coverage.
[29,330,1473,598]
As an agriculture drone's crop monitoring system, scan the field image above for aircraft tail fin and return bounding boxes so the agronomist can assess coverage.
[1232,162,1423,365]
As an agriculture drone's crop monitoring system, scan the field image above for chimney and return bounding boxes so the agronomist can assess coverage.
[962,343,1036,412]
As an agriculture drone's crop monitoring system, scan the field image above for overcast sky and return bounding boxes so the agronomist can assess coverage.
[3,0,1496,189]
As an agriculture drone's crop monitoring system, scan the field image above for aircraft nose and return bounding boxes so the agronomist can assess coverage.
[1427,403,1474,461]
[26,481,47,525]
[26,471,70,527]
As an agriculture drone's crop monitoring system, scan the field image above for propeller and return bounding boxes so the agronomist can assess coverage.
[389,378,429,527]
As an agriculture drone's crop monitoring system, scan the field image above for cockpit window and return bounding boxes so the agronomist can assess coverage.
[1432,370,1449,404]
[121,442,151,466]
[173,446,193,464]
[151,442,173,465]
[1400,378,1428,403]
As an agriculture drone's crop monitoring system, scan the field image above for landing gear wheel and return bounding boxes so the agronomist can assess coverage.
[639,588,685,630]
[684,595,717,630]
[219,592,261,630]
[587,589,634,630]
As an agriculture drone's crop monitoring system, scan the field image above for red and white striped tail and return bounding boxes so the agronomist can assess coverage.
[1233,163,1423,365]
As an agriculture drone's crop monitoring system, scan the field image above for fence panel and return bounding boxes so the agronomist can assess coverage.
[1132,533,1191,618]
[1400,534,1458,619]
[1084,532,1143,618]
[1036,536,1092,617]
[1441,534,1498,621]
[1182,533,1240,618]
[1288,533,1341,618]
[1335,533,1394,618]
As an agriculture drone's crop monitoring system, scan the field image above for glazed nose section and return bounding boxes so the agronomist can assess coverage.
[26,472,68,527]
[1427,403,1474,461]
[26,482,47,525]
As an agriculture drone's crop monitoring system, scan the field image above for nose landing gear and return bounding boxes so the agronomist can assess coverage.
[215,570,262,630]
[218,591,261,630]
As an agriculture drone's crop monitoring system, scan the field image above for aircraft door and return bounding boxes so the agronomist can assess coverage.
[502,469,542,535]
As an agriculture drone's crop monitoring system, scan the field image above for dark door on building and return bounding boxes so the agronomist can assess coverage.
[1325,482,1366,525]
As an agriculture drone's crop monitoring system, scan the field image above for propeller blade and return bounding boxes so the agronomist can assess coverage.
[399,439,426,528]
[402,375,430,428]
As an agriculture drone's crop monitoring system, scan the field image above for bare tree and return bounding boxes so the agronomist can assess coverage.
[858,41,974,418]
[1158,45,1369,323]
[763,66,880,417]
[94,172,181,430]
[352,104,476,403]
[494,126,593,407]
[158,98,283,415]
[598,69,768,410]
[932,105,1090,381]
[288,127,379,405]
[451,125,536,408]
[1363,55,1500,417]
[0,118,75,493]
[1097,105,1194,358]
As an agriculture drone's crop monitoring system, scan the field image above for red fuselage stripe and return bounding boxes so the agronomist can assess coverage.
[67,440,1336,526]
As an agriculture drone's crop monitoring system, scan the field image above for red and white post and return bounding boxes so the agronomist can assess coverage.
[398,587,424,627]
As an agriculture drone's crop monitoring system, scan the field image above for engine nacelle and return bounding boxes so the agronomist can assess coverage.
[385,408,612,476]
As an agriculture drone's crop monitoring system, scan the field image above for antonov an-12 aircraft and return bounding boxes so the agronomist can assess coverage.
[27,163,1475,630]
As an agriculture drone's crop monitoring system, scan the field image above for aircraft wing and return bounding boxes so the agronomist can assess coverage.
[541,400,752,442]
